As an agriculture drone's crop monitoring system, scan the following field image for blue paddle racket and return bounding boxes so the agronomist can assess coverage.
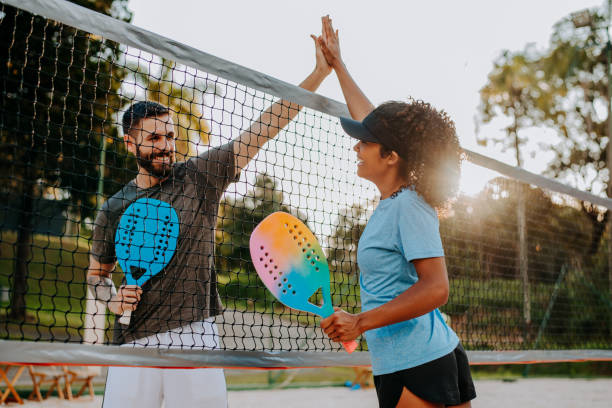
[114,198,180,325]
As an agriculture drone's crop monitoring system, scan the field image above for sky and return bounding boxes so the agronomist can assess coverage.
[125,0,602,196]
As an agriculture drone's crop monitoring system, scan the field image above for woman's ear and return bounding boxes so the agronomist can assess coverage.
[386,150,401,166]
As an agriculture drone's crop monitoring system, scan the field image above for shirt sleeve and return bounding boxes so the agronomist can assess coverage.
[90,203,117,264]
[189,142,239,196]
[397,195,445,262]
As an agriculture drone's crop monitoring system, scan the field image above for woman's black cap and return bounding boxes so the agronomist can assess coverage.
[340,106,408,160]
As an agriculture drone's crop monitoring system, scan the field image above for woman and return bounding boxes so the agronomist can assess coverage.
[318,16,476,408]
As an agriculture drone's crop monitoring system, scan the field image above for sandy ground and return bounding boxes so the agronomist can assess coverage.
[5,378,612,407]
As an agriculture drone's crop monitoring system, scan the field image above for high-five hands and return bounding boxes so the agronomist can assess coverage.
[310,31,332,77]
[319,15,342,70]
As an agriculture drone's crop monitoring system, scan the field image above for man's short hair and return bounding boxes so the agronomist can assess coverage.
[122,101,170,137]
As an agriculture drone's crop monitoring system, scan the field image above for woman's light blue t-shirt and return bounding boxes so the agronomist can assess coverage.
[358,188,459,375]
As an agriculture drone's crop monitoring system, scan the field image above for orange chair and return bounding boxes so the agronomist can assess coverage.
[27,365,66,401]
[63,366,100,400]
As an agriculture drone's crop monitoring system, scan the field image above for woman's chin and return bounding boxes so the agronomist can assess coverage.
[356,167,370,181]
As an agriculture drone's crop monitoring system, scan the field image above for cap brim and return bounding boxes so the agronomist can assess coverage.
[340,117,380,143]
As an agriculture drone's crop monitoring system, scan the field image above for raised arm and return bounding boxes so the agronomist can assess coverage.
[233,35,332,173]
[319,15,375,121]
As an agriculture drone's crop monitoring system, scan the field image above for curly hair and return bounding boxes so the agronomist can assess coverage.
[376,100,462,210]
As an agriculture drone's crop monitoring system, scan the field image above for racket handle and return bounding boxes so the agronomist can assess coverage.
[342,340,358,353]
[118,310,131,325]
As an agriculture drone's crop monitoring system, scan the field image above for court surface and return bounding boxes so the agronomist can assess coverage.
[9,378,612,407]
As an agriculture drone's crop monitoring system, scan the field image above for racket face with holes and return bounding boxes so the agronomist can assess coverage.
[115,198,180,287]
[249,212,334,318]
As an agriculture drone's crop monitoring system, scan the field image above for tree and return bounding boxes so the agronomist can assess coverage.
[128,57,222,160]
[478,49,542,166]
[442,178,593,281]
[478,49,545,328]
[477,6,609,259]
[0,1,132,320]
[215,174,307,306]
[327,203,368,276]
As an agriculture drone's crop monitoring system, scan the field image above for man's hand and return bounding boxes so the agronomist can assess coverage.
[320,307,362,343]
[108,285,142,316]
[310,34,332,77]
[320,15,342,70]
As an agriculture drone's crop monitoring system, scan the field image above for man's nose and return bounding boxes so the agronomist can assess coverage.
[157,135,173,151]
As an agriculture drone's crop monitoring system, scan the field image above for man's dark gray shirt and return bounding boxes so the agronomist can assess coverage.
[91,143,237,344]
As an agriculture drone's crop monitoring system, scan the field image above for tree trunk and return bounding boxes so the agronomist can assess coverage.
[607,216,612,338]
[8,182,35,321]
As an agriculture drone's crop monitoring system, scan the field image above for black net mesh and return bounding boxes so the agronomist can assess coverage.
[0,3,611,361]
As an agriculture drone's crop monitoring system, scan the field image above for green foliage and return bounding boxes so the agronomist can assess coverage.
[442,177,594,282]
[0,0,133,319]
[127,57,222,161]
[441,177,610,349]
[479,7,609,191]
[0,1,134,215]
[327,203,368,276]
[0,231,100,340]
[478,49,542,166]
[215,174,308,308]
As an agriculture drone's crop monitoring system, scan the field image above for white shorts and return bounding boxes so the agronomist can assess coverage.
[103,319,227,408]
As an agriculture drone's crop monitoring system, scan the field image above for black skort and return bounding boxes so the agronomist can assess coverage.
[373,343,476,407]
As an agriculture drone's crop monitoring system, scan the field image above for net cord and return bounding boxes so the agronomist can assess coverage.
[5,0,612,211]
[1,340,611,368]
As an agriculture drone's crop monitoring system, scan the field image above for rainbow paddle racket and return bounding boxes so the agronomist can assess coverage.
[249,211,358,353]
[114,198,180,325]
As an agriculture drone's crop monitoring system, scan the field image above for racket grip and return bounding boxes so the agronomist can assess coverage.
[342,340,358,353]
[118,310,131,325]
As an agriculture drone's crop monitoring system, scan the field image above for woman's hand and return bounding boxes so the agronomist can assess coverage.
[108,284,142,315]
[320,307,362,343]
[320,15,342,70]
[317,14,374,120]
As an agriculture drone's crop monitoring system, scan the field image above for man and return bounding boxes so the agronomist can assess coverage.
[87,35,331,407]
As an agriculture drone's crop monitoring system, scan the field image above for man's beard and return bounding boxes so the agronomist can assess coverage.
[136,146,174,179]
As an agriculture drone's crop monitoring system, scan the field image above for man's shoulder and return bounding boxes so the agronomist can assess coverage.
[185,142,236,182]
[100,181,138,216]
[189,143,233,164]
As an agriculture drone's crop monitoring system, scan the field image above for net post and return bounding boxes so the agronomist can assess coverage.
[517,187,531,343]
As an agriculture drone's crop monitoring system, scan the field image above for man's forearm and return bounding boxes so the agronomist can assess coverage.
[233,68,329,171]
[86,275,117,303]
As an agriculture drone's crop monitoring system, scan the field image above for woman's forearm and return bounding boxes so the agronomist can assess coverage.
[334,62,375,121]
[357,278,449,333]
[357,257,450,333]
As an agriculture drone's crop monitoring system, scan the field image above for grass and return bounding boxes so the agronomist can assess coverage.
[0,231,122,341]
[1,230,610,351]
[470,362,612,379]
[0,231,95,340]
[225,366,363,390]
